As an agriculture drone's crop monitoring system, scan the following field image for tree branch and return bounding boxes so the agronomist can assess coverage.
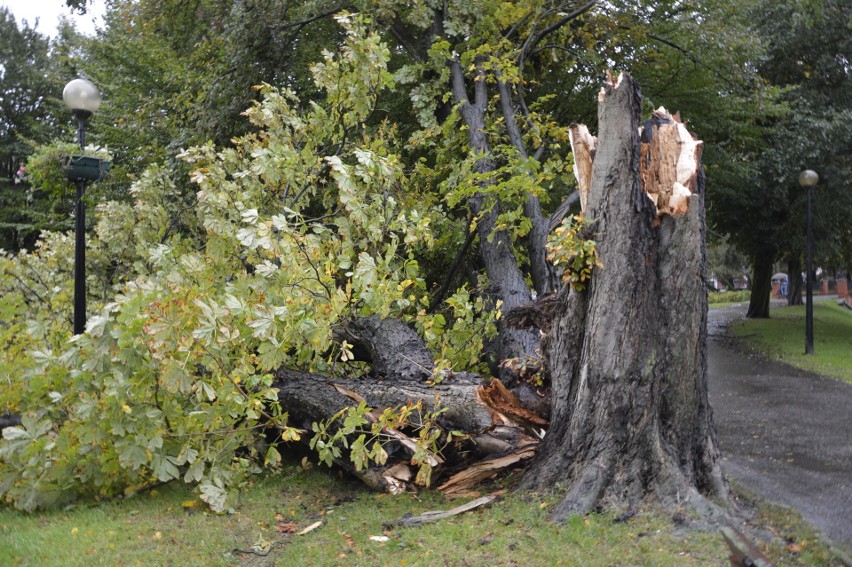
[275,5,353,31]
[496,77,529,159]
[641,30,737,87]
[428,221,478,313]
[496,76,555,296]
[548,191,580,231]
[473,59,488,113]
[522,0,598,59]
[449,58,471,107]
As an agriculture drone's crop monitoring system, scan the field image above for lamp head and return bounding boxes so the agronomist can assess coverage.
[799,169,819,188]
[63,79,101,118]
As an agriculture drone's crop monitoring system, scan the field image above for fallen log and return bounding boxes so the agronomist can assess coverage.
[271,315,547,494]
[0,414,22,430]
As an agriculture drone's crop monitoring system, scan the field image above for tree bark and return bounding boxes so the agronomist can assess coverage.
[449,59,540,376]
[272,316,542,494]
[521,73,727,520]
[746,251,774,318]
[787,256,803,306]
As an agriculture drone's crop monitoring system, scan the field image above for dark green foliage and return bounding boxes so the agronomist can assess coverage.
[709,0,852,316]
[0,8,54,179]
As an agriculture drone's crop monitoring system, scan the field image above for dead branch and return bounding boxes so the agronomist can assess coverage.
[384,494,499,527]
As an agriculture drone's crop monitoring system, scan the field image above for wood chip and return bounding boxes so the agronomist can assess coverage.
[298,521,323,535]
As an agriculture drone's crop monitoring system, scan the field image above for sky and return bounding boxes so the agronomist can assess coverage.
[1,0,106,37]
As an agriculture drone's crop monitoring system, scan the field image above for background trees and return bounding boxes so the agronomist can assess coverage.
[707,0,851,317]
[0,8,55,179]
[0,9,59,250]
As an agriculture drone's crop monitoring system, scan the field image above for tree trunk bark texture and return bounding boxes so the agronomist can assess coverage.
[787,256,803,306]
[521,73,728,520]
[747,252,774,318]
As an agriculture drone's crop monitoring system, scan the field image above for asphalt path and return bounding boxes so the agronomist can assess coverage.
[707,303,852,552]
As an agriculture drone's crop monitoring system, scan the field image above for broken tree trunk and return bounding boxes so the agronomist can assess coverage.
[272,316,542,495]
[521,73,728,520]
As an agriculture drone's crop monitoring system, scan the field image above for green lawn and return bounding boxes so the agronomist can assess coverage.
[708,290,751,308]
[730,301,852,383]
[0,464,844,566]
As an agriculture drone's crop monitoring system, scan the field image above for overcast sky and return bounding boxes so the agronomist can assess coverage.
[1,0,106,37]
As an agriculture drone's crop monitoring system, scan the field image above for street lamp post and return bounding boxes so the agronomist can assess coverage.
[63,79,101,335]
[799,169,819,355]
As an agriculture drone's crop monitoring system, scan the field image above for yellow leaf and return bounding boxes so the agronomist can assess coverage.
[281,428,302,442]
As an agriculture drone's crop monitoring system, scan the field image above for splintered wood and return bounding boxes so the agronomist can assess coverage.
[436,447,537,498]
[477,379,549,429]
[570,89,702,220]
[639,107,702,219]
[569,124,596,213]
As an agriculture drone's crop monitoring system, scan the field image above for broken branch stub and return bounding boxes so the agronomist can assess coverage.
[568,124,596,214]
[570,85,702,220]
[639,107,702,219]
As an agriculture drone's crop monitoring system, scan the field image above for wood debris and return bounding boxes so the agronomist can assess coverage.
[437,446,538,498]
[720,527,775,567]
[384,494,499,527]
[477,379,549,429]
[298,521,323,535]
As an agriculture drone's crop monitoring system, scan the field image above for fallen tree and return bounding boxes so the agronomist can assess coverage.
[273,315,545,497]
[270,73,729,523]
[0,19,727,517]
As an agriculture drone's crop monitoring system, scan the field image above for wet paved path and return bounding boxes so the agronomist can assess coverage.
[707,304,852,551]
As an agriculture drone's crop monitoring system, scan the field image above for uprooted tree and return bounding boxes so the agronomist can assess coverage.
[0,14,727,519]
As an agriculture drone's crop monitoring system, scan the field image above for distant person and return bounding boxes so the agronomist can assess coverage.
[14,164,26,184]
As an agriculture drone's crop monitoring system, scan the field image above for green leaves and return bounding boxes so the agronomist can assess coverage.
[0,12,462,513]
[547,215,602,292]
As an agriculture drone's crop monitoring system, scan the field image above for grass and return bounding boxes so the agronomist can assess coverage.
[1,462,846,566]
[708,290,751,308]
[730,301,852,383]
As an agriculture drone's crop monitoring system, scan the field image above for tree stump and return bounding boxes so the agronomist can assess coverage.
[522,73,728,520]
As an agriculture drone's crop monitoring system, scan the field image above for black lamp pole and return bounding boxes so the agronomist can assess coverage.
[73,110,92,335]
[799,169,819,355]
[64,78,101,335]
